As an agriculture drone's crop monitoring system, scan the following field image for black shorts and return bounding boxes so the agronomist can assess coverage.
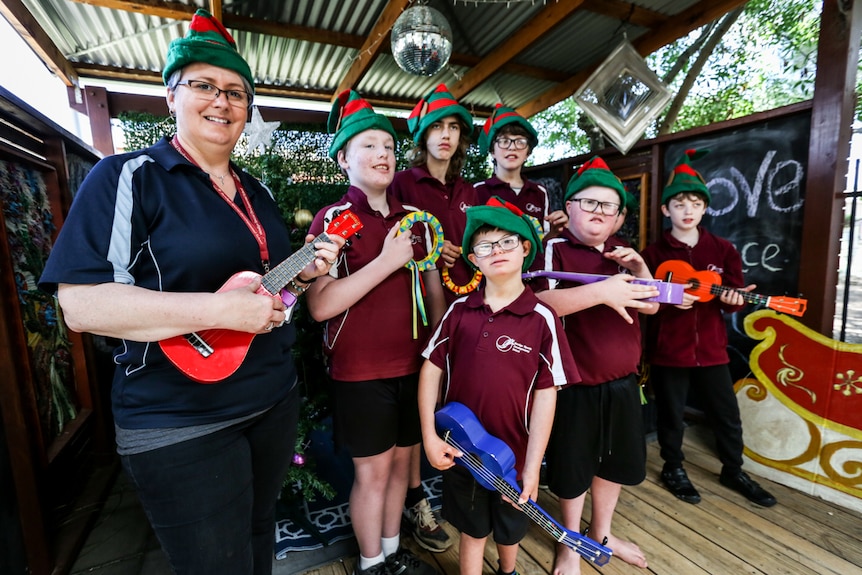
[331,374,422,458]
[441,466,529,545]
[546,374,646,498]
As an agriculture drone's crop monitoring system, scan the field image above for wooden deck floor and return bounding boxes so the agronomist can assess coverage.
[301,426,862,575]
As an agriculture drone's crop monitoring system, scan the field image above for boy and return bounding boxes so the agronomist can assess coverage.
[534,157,660,574]
[641,149,777,507]
[418,197,579,575]
[390,83,478,306]
[305,90,445,575]
[474,104,568,240]
[389,83,474,552]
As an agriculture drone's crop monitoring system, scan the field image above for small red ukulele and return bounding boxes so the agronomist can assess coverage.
[159,210,362,383]
[654,259,807,317]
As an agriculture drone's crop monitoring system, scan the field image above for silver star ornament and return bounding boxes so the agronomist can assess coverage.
[244,106,280,153]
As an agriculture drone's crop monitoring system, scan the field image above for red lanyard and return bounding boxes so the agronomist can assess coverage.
[170,136,270,270]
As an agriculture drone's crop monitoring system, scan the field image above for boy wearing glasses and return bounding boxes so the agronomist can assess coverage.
[533,157,660,574]
[475,105,568,241]
[419,197,578,575]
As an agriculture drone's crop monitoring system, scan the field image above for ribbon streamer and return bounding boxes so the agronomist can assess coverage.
[398,211,444,337]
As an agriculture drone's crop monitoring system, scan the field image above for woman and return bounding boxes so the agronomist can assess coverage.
[38,10,341,575]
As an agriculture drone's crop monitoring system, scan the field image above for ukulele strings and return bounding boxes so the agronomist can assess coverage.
[443,435,603,559]
[185,233,329,349]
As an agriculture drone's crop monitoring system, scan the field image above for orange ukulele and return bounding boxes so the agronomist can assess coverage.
[159,210,362,383]
[655,259,807,317]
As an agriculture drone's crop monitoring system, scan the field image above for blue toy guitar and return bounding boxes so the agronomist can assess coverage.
[435,402,613,566]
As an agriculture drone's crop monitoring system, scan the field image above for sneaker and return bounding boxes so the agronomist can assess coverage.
[405,498,452,552]
[385,547,438,575]
[660,466,701,504]
[352,561,389,575]
[719,470,777,507]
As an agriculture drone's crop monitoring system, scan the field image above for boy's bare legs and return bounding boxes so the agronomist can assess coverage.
[351,444,412,561]
[458,533,487,575]
[588,477,647,569]
[552,493,587,575]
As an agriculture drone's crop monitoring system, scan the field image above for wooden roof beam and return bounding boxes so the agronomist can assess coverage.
[517,0,749,118]
[332,0,411,99]
[581,0,667,30]
[0,0,79,86]
[450,0,586,100]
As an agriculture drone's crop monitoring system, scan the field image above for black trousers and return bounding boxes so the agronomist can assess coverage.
[650,364,744,474]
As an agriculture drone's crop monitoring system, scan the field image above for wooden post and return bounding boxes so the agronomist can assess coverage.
[799,0,862,334]
[82,86,115,157]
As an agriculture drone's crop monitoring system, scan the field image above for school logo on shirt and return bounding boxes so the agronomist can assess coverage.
[707,264,725,274]
[496,335,532,354]
[525,202,542,214]
[459,201,472,213]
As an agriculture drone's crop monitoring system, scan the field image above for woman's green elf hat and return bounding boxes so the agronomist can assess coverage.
[163,9,254,93]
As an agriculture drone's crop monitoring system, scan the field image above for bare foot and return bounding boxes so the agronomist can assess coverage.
[605,533,648,568]
[552,544,582,575]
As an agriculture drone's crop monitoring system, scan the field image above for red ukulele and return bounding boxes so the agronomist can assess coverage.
[655,259,807,317]
[159,210,362,383]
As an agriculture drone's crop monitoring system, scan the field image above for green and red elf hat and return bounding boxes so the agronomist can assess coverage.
[406,83,474,144]
[478,103,539,155]
[327,90,396,159]
[662,149,711,205]
[462,196,542,272]
[564,156,626,205]
[163,9,254,92]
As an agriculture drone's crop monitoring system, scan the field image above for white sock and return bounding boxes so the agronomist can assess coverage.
[382,534,400,557]
[359,552,385,570]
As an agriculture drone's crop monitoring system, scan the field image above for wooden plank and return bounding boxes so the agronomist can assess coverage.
[300,430,862,575]
[665,428,862,571]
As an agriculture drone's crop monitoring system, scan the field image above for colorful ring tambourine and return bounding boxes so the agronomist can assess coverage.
[398,211,444,271]
[442,267,483,295]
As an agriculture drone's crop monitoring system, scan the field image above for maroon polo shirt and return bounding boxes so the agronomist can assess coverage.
[423,288,579,477]
[642,227,745,367]
[474,176,552,236]
[389,166,478,304]
[541,230,642,385]
[310,186,432,382]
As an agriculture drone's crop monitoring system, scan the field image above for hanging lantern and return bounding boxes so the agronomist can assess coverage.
[391,5,452,76]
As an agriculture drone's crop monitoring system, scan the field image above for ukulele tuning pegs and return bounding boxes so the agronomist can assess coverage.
[344,239,353,247]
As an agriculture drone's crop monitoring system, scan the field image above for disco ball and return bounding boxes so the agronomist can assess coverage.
[391,5,452,76]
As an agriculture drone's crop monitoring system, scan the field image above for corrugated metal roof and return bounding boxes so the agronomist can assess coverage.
[9,0,740,117]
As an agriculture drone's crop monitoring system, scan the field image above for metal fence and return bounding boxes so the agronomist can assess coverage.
[837,158,862,343]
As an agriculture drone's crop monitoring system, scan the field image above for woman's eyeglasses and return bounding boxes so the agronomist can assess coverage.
[177,80,252,108]
[472,234,522,258]
[570,198,621,216]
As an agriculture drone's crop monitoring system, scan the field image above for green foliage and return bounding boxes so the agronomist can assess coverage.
[532,98,591,159]
[531,0,826,160]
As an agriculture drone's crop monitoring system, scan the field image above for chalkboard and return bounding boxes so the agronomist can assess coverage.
[662,109,810,378]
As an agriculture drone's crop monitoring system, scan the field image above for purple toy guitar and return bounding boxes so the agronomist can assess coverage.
[522,269,684,305]
[435,402,613,566]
